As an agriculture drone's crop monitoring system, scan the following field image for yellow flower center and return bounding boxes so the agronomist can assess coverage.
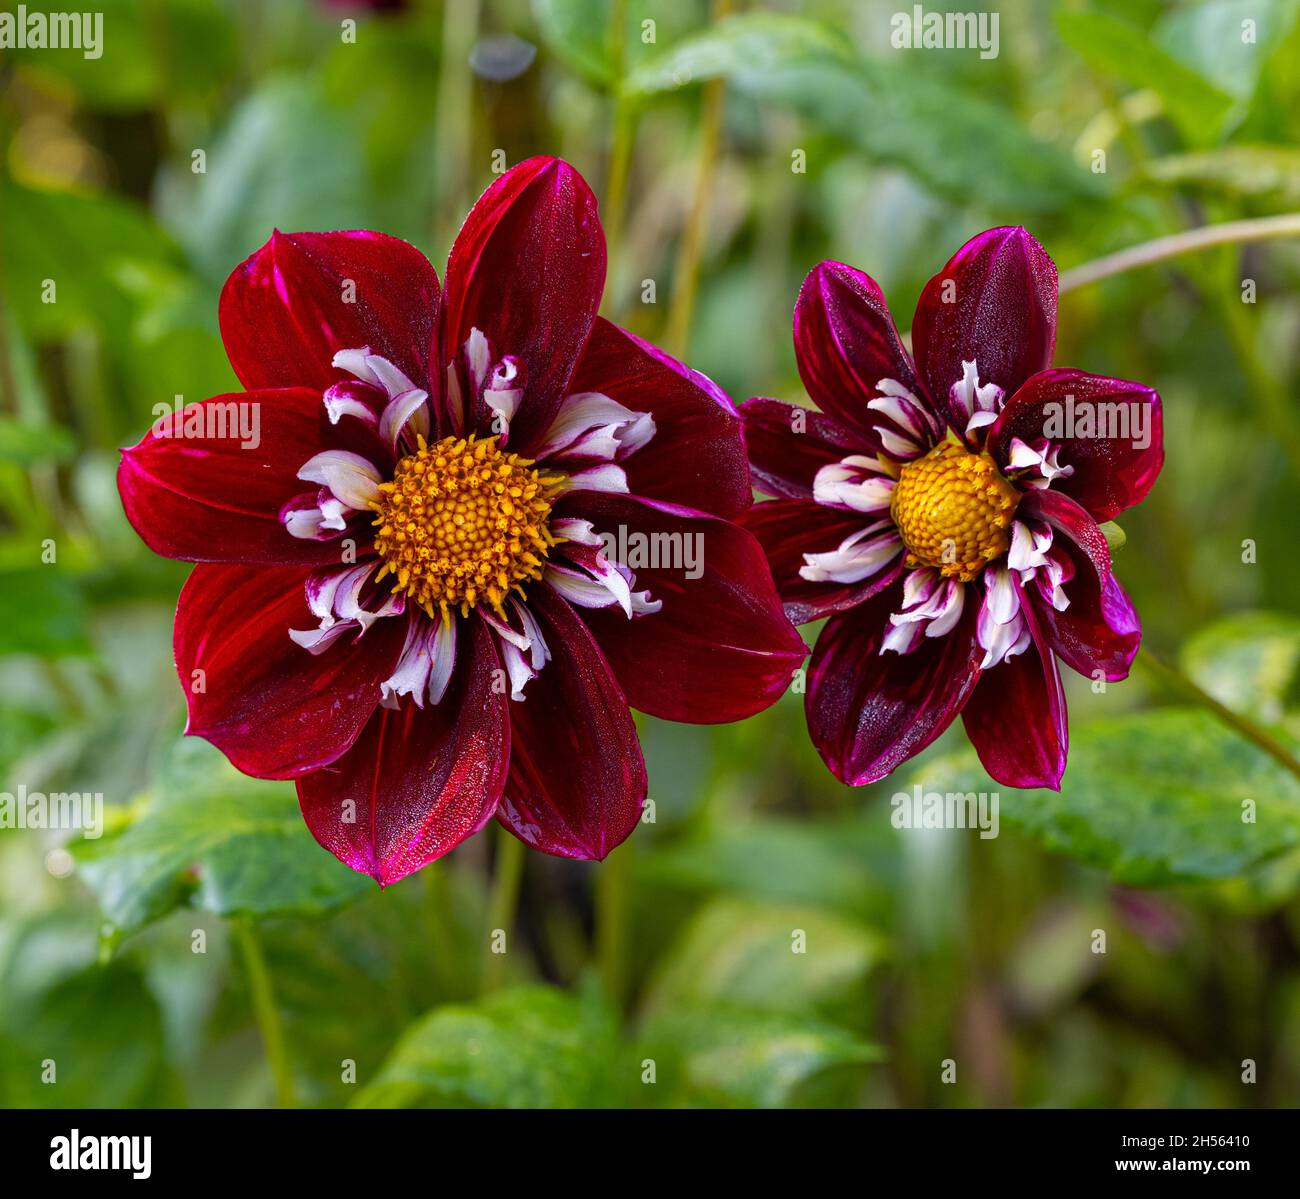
[890,440,1019,582]
[372,434,563,618]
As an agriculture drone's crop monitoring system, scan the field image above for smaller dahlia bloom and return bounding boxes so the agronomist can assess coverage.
[119,156,804,883]
[743,228,1163,790]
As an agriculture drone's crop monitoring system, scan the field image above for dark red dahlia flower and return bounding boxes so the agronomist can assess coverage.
[118,156,805,883]
[742,228,1163,791]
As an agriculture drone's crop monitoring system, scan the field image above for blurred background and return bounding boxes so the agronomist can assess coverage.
[2,0,1300,1109]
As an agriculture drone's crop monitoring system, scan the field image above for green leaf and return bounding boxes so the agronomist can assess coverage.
[72,739,370,942]
[354,984,623,1108]
[0,418,77,466]
[626,14,1095,210]
[638,1003,880,1108]
[1153,0,1295,102]
[532,0,614,87]
[1181,611,1300,725]
[0,569,91,656]
[643,897,883,1019]
[911,710,1300,885]
[1145,146,1300,206]
[1056,9,1236,146]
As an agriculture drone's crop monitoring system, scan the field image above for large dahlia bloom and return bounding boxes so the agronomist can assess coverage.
[119,156,804,882]
[742,228,1163,790]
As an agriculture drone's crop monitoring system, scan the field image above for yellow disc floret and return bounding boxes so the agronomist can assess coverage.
[890,440,1019,582]
[372,434,564,619]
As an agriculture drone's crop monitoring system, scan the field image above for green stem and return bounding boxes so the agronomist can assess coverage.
[665,0,735,357]
[596,840,632,1009]
[600,0,635,317]
[231,917,297,1108]
[422,862,460,991]
[1058,213,1300,294]
[1135,648,1300,782]
[481,829,525,994]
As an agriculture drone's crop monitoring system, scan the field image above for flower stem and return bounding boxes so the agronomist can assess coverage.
[665,0,735,357]
[596,840,632,1009]
[1058,213,1300,294]
[231,916,297,1109]
[1135,647,1300,782]
[481,828,525,994]
[600,0,635,318]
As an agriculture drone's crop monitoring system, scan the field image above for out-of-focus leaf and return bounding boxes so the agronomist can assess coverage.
[913,710,1300,885]
[0,569,91,656]
[0,419,77,465]
[1181,611,1300,725]
[1145,146,1300,205]
[1056,9,1235,145]
[638,1002,880,1108]
[1154,0,1296,102]
[626,14,1096,209]
[353,984,623,1108]
[532,0,614,86]
[643,897,883,1018]
[72,739,370,942]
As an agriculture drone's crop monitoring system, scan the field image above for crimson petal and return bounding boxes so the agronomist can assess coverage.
[496,585,645,859]
[561,317,751,519]
[1019,488,1141,681]
[118,388,384,565]
[445,157,605,448]
[219,230,441,394]
[563,492,808,723]
[175,564,405,779]
[962,593,1067,790]
[793,260,923,445]
[741,498,905,625]
[989,368,1163,522]
[805,577,981,785]
[741,397,868,500]
[297,616,509,884]
[911,227,1057,434]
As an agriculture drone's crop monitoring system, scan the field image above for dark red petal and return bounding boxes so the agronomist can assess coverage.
[741,498,905,625]
[297,616,509,884]
[793,261,922,444]
[1019,487,1141,681]
[911,227,1057,431]
[559,317,751,519]
[989,369,1164,522]
[962,595,1067,790]
[118,388,381,565]
[445,157,605,448]
[740,397,867,500]
[805,577,982,785]
[219,230,441,393]
[496,585,645,860]
[175,564,404,779]
[562,493,809,723]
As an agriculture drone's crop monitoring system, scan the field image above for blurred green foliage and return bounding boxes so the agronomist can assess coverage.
[2,0,1300,1110]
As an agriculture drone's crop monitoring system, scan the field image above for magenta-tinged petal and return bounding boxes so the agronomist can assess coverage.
[911,227,1057,434]
[559,317,751,519]
[118,389,384,565]
[562,492,809,723]
[219,230,441,394]
[297,616,509,884]
[805,577,982,785]
[741,397,869,500]
[1018,488,1141,681]
[741,498,905,625]
[444,157,606,448]
[175,564,405,779]
[989,369,1163,522]
[962,595,1067,790]
[793,261,924,445]
[496,585,645,860]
